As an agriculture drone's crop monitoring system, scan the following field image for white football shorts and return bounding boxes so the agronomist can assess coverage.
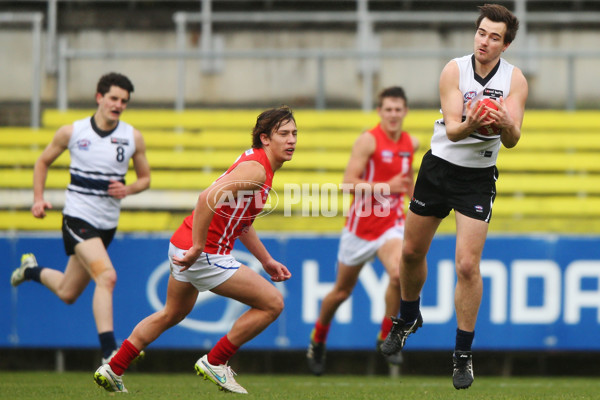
[168,242,241,292]
[337,225,404,267]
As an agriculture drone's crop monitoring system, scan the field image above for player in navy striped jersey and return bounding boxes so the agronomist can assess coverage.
[10,72,151,364]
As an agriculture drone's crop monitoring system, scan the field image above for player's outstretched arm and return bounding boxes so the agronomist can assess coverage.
[239,226,291,282]
[31,125,72,218]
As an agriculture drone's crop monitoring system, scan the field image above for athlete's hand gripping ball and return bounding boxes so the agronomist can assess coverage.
[476,98,502,136]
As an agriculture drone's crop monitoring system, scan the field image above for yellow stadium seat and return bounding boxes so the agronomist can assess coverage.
[1,109,599,234]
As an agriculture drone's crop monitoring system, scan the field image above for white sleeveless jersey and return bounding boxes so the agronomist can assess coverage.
[62,117,136,229]
[431,54,514,168]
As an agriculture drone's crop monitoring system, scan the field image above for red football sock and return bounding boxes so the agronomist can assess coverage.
[379,316,394,340]
[207,335,239,366]
[312,321,330,344]
[108,339,140,376]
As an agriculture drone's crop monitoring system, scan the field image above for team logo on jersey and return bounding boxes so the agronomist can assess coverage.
[111,137,129,146]
[77,139,91,150]
[464,91,477,102]
[483,88,504,99]
[381,150,394,163]
[474,205,484,213]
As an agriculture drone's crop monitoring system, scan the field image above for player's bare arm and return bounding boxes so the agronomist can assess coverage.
[342,132,375,190]
[497,68,528,148]
[238,226,273,265]
[172,161,267,270]
[31,125,73,218]
[107,129,151,199]
[239,226,291,282]
[440,61,492,142]
[343,132,410,194]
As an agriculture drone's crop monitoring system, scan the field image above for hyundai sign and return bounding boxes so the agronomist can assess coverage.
[2,234,599,351]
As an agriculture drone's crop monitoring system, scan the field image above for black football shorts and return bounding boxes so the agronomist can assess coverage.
[62,215,116,255]
[409,150,498,222]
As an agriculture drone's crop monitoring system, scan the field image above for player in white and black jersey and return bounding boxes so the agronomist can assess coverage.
[380,4,528,390]
[10,73,151,364]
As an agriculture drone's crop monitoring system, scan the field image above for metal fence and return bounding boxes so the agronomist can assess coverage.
[3,1,600,126]
[57,42,600,113]
[0,12,43,127]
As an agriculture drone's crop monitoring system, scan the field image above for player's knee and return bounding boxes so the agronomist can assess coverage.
[402,245,425,267]
[455,258,480,281]
[388,273,401,289]
[61,292,79,305]
[387,265,401,284]
[95,268,117,290]
[53,281,83,304]
[264,290,285,320]
[334,287,353,303]
[325,285,351,305]
[57,286,82,304]
[162,308,188,327]
[90,258,116,285]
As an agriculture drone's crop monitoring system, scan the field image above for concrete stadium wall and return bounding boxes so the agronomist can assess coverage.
[2,28,600,108]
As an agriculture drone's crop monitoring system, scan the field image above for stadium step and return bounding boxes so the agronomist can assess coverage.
[2,109,600,233]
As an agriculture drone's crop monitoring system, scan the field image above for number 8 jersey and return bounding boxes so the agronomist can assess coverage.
[63,117,136,229]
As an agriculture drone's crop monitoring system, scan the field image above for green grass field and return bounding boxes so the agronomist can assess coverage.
[1,372,598,400]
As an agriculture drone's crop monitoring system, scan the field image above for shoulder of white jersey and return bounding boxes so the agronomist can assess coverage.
[453,54,473,64]
[68,117,91,145]
[119,120,135,133]
[72,117,91,130]
[498,57,516,75]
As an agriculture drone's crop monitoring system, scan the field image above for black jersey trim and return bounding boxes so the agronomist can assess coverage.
[69,166,125,179]
[69,173,127,192]
[66,187,112,198]
[471,54,501,86]
[90,116,119,138]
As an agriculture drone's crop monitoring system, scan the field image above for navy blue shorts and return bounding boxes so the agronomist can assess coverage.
[62,215,116,255]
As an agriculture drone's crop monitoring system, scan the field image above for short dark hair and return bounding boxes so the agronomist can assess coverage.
[252,106,296,149]
[97,72,135,97]
[476,4,520,44]
[377,86,407,108]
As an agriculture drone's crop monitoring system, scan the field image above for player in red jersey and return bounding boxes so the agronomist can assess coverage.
[307,87,419,375]
[94,106,296,394]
